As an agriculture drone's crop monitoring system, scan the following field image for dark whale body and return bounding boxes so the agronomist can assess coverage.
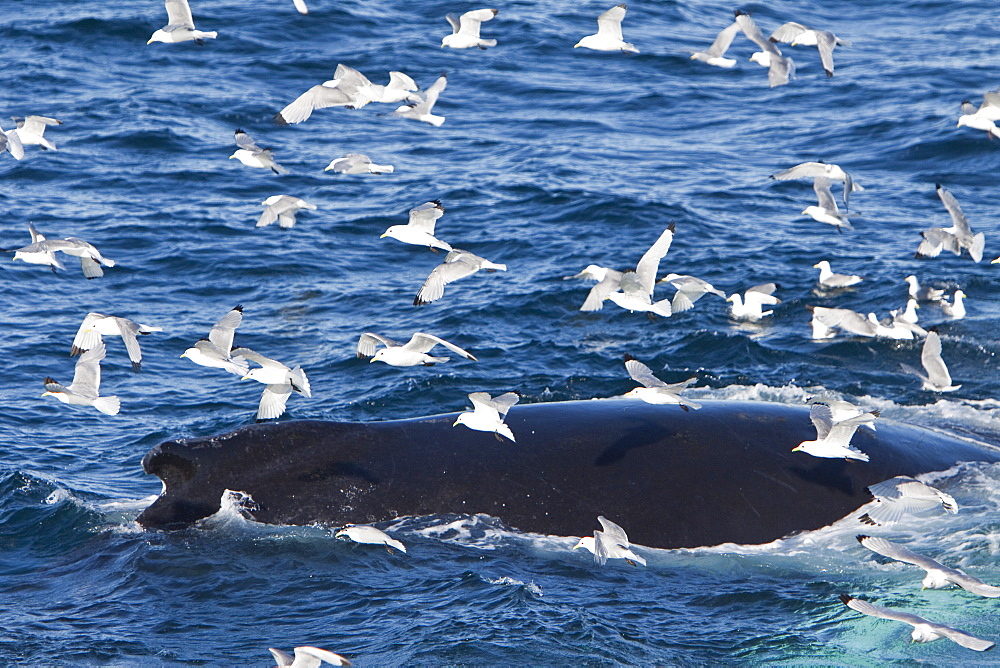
[137,399,1000,548]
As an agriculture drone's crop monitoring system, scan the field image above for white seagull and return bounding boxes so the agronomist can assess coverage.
[690,21,740,68]
[257,195,316,229]
[806,306,876,339]
[357,332,476,366]
[414,248,507,306]
[147,0,217,44]
[453,391,518,442]
[857,535,1000,598]
[859,475,958,526]
[768,22,850,77]
[290,0,308,15]
[574,5,638,53]
[957,92,1000,139]
[275,66,420,125]
[12,223,115,278]
[324,153,394,175]
[180,305,249,376]
[940,289,966,319]
[270,646,351,667]
[234,348,312,421]
[335,524,406,554]
[770,161,864,211]
[442,8,498,49]
[659,273,726,313]
[395,73,448,126]
[230,129,287,174]
[903,275,944,302]
[11,116,62,151]
[42,341,120,416]
[901,330,960,392]
[813,260,862,288]
[735,11,795,87]
[839,594,994,651]
[573,516,646,567]
[71,312,163,372]
[915,184,985,263]
[605,224,676,318]
[622,354,700,410]
[792,403,875,461]
[380,200,451,251]
[727,283,779,320]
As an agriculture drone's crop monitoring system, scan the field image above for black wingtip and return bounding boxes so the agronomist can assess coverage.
[858,513,877,526]
[131,362,142,373]
[43,376,57,385]
[734,9,747,17]
[856,535,869,543]
[234,128,245,135]
[667,221,676,232]
[623,353,637,363]
[273,114,288,127]
[233,304,244,312]
[870,409,880,418]
[838,593,853,605]
[768,37,778,43]
[935,183,943,190]
[413,296,426,306]
[70,346,83,356]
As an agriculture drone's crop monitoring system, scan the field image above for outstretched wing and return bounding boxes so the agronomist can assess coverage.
[356,332,398,358]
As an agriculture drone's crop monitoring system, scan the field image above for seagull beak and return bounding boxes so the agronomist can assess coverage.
[240,374,251,381]
[179,352,187,358]
[146,38,155,45]
[41,391,51,397]
[452,419,460,427]
[791,445,802,452]
[379,233,388,238]
[369,358,377,363]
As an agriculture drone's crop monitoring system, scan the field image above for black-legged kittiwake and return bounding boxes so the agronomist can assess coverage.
[335,524,406,554]
[574,5,638,54]
[233,347,311,421]
[413,248,507,306]
[690,21,740,68]
[859,475,957,526]
[857,535,1000,598]
[269,646,352,667]
[147,0,217,44]
[180,305,249,376]
[0,127,24,161]
[900,330,960,392]
[770,161,863,211]
[915,184,985,263]
[453,391,518,442]
[230,129,287,174]
[395,73,448,126]
[42,340,120,416]
[11,116,62,151]
[622,354,700,410]
[735,11,795,87]
[727,283,779,320]
[838,594,993,651]
[357,331,476,366]
[813,260,862,288]
[939,290,966,319]
[324,153,394,175]
[442,8,498,49]
[768,22,850,77]
[605,224,675,318]
[792,402,875,461]
[380,200,451,251]
[573,516,646,566]
[71,312,162,372]
[803,176,852,231]
[257,195,316,229]
[659,273,726,313]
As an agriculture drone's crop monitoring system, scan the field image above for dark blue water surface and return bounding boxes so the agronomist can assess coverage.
[2,0,999,664]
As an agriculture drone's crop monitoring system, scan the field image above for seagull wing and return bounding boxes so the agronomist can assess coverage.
[230,347,284,370]
[407,200,444,234]
[207,305,243,353]
[809,402,835,440]
[921,331,953,388]
[445,13,461,33]
[275,84,354,125]
[581,270,623,311]
[357,332,397,358]
[841,595,930,627]
[2,128,24,160]
[596,4,626,41]
[459,8,496,38]
[293,646,352,667]
[69,341,106,398]
[937,626,996,652]
[164,0,195,29]
[624,356,665,389]
[735,12,782,55]
[770,162,827,181]
[597,516,631,547]
[490,392,519,418]
[705,22,740,57]
[269,648,295,667]
[768,22,808,43]
[950,572,1000,598]
[71,313,105,356]
[857,535,949,572]
[234,129,262,152]
[417,74,447,113]
[592,530,611,566]
[21,116,61,136]
[634,224,675,295]
[414,254,478,305]
[406,333,477,360]
[936,184,973,238]
[114,317,144,370]
[257,384,292,420]
[813,176,839,212]
[815,31,837,76]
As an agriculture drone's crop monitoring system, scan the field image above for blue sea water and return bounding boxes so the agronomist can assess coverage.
[1,0,1000,664]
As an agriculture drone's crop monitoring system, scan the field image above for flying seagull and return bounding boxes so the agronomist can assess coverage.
[803,176,852,231]
[42,340,120,416]
[727,283,779,320]
[395,73,448,126]
[573,516,646,566]
[269,646,352,667]
[413,248,507,306]
[900,330,960,392]
[380,200,451,251]
[180,305,249,376]
[770,161,864,211]
[11,116,62,151]
[690,21,740,68]
[335,524,406,554]
[859,475,957,526]
[442,8,498,49]
[768,22,850,77]
[357,332,476,366]
[658,273,726,313]
[735,11,795,87]
[230,129,287,174]
[453,391,518,442]
[605,224,676,318]
[574,5,638,53]
[324,153,394,175]
[622,354,700,410]
[147,0,217,44]
[0,127,25,160]
[71,312,163,372]
[233,347,311,421]
[857,535,1000,598]
[792,402,875,461]
[257,195,316,229]
[564,265,624,312]
[915,184,985,263]
[839,594,994,651]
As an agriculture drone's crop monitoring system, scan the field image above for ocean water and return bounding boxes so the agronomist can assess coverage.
[1,0,999,664]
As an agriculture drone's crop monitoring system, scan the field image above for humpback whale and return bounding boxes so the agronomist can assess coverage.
[137,399,1000,548]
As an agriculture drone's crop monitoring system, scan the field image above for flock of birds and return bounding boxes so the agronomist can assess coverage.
[3,0,998,661]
